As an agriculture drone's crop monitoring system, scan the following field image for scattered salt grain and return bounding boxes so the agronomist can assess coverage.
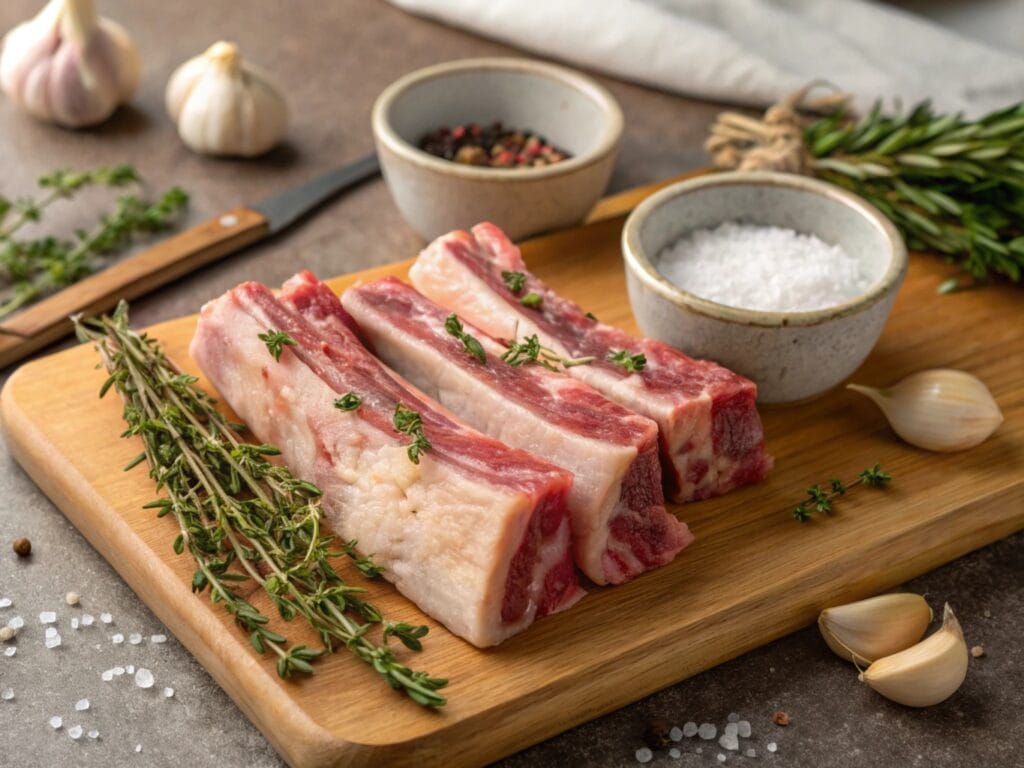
[113,666,125,676]
[88,730,99,740]
[0,598,11,608]
[3,647,15,657]
[81,614,95,627]
[75,698,89,711]
[100,612,113,624]
[719,731,739,751]
[129,633,143,645]
[134,668,155,689]
[1,688,13,700]
[39,611,57,624]
[49,715,63,729]
[717,755,727,763]
[71,617,80,630]
[135,743,142,753]
[65,592,80,606]
[669,748,681,759]
[163,687,174,698]
[151,634,167,644]
[656,222,869,312]
[8,616,24,630]
[635,747,653,763]
[669,726,683,742]
[737,720,752,738]
[767,742,778,753]
[45,633,62,649]
[68,725,83,740]
[698,723,717,740]
[682,722,698,738]
[0,627,14,642]
[126,664,135,674]
[101,670,114,682]
[45,626,58,639]
[111,633,124,645]
[696,747,703,754]
[727,712,740,723]
[724,723,738,736]
[746,749,757,758]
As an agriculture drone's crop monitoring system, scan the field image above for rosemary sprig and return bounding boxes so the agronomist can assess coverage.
[0,166,187,317]
[258,329,297,361]
[75,304,447,707]
[501,332,594,372]
[393,403,432,465]
[606,349,647,373]
[792,463,892,522]
[443,313,486,364]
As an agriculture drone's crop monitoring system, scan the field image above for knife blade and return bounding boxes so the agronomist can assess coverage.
[0,152,381,369]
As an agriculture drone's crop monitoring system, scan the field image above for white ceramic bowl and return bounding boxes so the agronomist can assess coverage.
[372,57,623,241]
[622,172,907,404]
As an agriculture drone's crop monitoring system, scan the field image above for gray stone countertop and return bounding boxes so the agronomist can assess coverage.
[0,1,1020,766]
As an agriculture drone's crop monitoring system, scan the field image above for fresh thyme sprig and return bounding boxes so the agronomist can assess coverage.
[501,332,594,372]
[501,270,526,294]
[75,304,447,707]
[258,329,297,361]
[606,349,647,373]
[792,463,892,522]
[0,166,187,317]
[443,313,486,364]
[393,403,432,465]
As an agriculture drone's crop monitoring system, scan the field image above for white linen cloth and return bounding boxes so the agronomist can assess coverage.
[388,0,1024,116]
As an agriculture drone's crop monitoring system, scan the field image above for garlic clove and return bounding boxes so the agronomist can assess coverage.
[819,593,932,665]
[0,0,140,128]
[848,368,1003,452]
[860,603,968,707]
[165,41,287,158]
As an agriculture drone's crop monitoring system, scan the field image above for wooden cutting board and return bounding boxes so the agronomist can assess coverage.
[3,177,1022,768]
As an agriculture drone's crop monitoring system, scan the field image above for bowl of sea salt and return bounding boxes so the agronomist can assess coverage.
[622,172,906,403]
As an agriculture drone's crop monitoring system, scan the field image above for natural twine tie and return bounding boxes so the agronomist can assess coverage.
[704,83,851,174]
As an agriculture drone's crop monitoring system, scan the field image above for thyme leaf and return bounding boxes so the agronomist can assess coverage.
[334,392,362,411]
[606,348,647,373]
[258,329,296,361]
[501,270,526,294]
[520,292,543,308]
[393,403,432,465]
[501,333,594,371]
[792,463,892,521]
[75,304,447,707]
[443,313,486,364]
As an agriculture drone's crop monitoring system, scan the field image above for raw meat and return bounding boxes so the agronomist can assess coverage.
[408,223,773,502]
[337,277,693,585]
[190,275,584,647]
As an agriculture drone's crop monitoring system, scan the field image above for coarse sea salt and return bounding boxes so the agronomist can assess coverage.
[39,611,57,624]
[635,747,653,763]
[655,222,871,312]
[68,724,83,740]
[8,616,25,630]
[1,688,13,700]
[75,698,90,711]
[129,633,143,645]
[698,723,717,740]
[135,668,155,689]
[0,598,12,608]
[151,634,167,644]
[3,647,15,657]
[682,721,698,737]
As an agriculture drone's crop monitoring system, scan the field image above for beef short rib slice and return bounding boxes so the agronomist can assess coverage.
[191,275,584,647]
[338,276,693,585]
[409,223,773,503]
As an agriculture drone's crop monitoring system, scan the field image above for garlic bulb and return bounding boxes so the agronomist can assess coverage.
[165,41,287,158]
[860,603,968,707]
[819,593,932,666]
[0,0,140,128]
[848,369,1003,452]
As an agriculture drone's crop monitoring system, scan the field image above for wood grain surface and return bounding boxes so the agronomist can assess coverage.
[2,179,1022,768]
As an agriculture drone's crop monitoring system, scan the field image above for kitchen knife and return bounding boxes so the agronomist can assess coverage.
[0,152,381,369]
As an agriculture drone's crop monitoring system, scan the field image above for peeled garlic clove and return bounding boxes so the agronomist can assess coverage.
[0,0,140,128]
[819,593,932,665]
[860,603,968,707]
[165,41,287,158]
[848,368,1003,452]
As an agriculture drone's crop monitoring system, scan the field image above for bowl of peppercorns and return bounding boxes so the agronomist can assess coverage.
[372,57,623,241]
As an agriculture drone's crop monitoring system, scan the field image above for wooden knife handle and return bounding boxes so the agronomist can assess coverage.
[0,207,269,370]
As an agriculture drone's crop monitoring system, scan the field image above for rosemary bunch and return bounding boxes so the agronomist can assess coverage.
[707,92,1024,286]
[0,166,188,317]
[75,304,447,708]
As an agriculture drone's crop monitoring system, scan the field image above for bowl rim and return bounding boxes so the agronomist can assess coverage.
[371,57,624,182]
[621,171,908,328]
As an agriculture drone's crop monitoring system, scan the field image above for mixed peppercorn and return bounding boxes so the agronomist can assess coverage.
[419,121,572,168]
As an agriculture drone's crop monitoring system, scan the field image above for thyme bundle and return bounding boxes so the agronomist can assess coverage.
[707,90,1024,287]
[792,463,892,522]
[0,165,188,318]
[75,304,447,707]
